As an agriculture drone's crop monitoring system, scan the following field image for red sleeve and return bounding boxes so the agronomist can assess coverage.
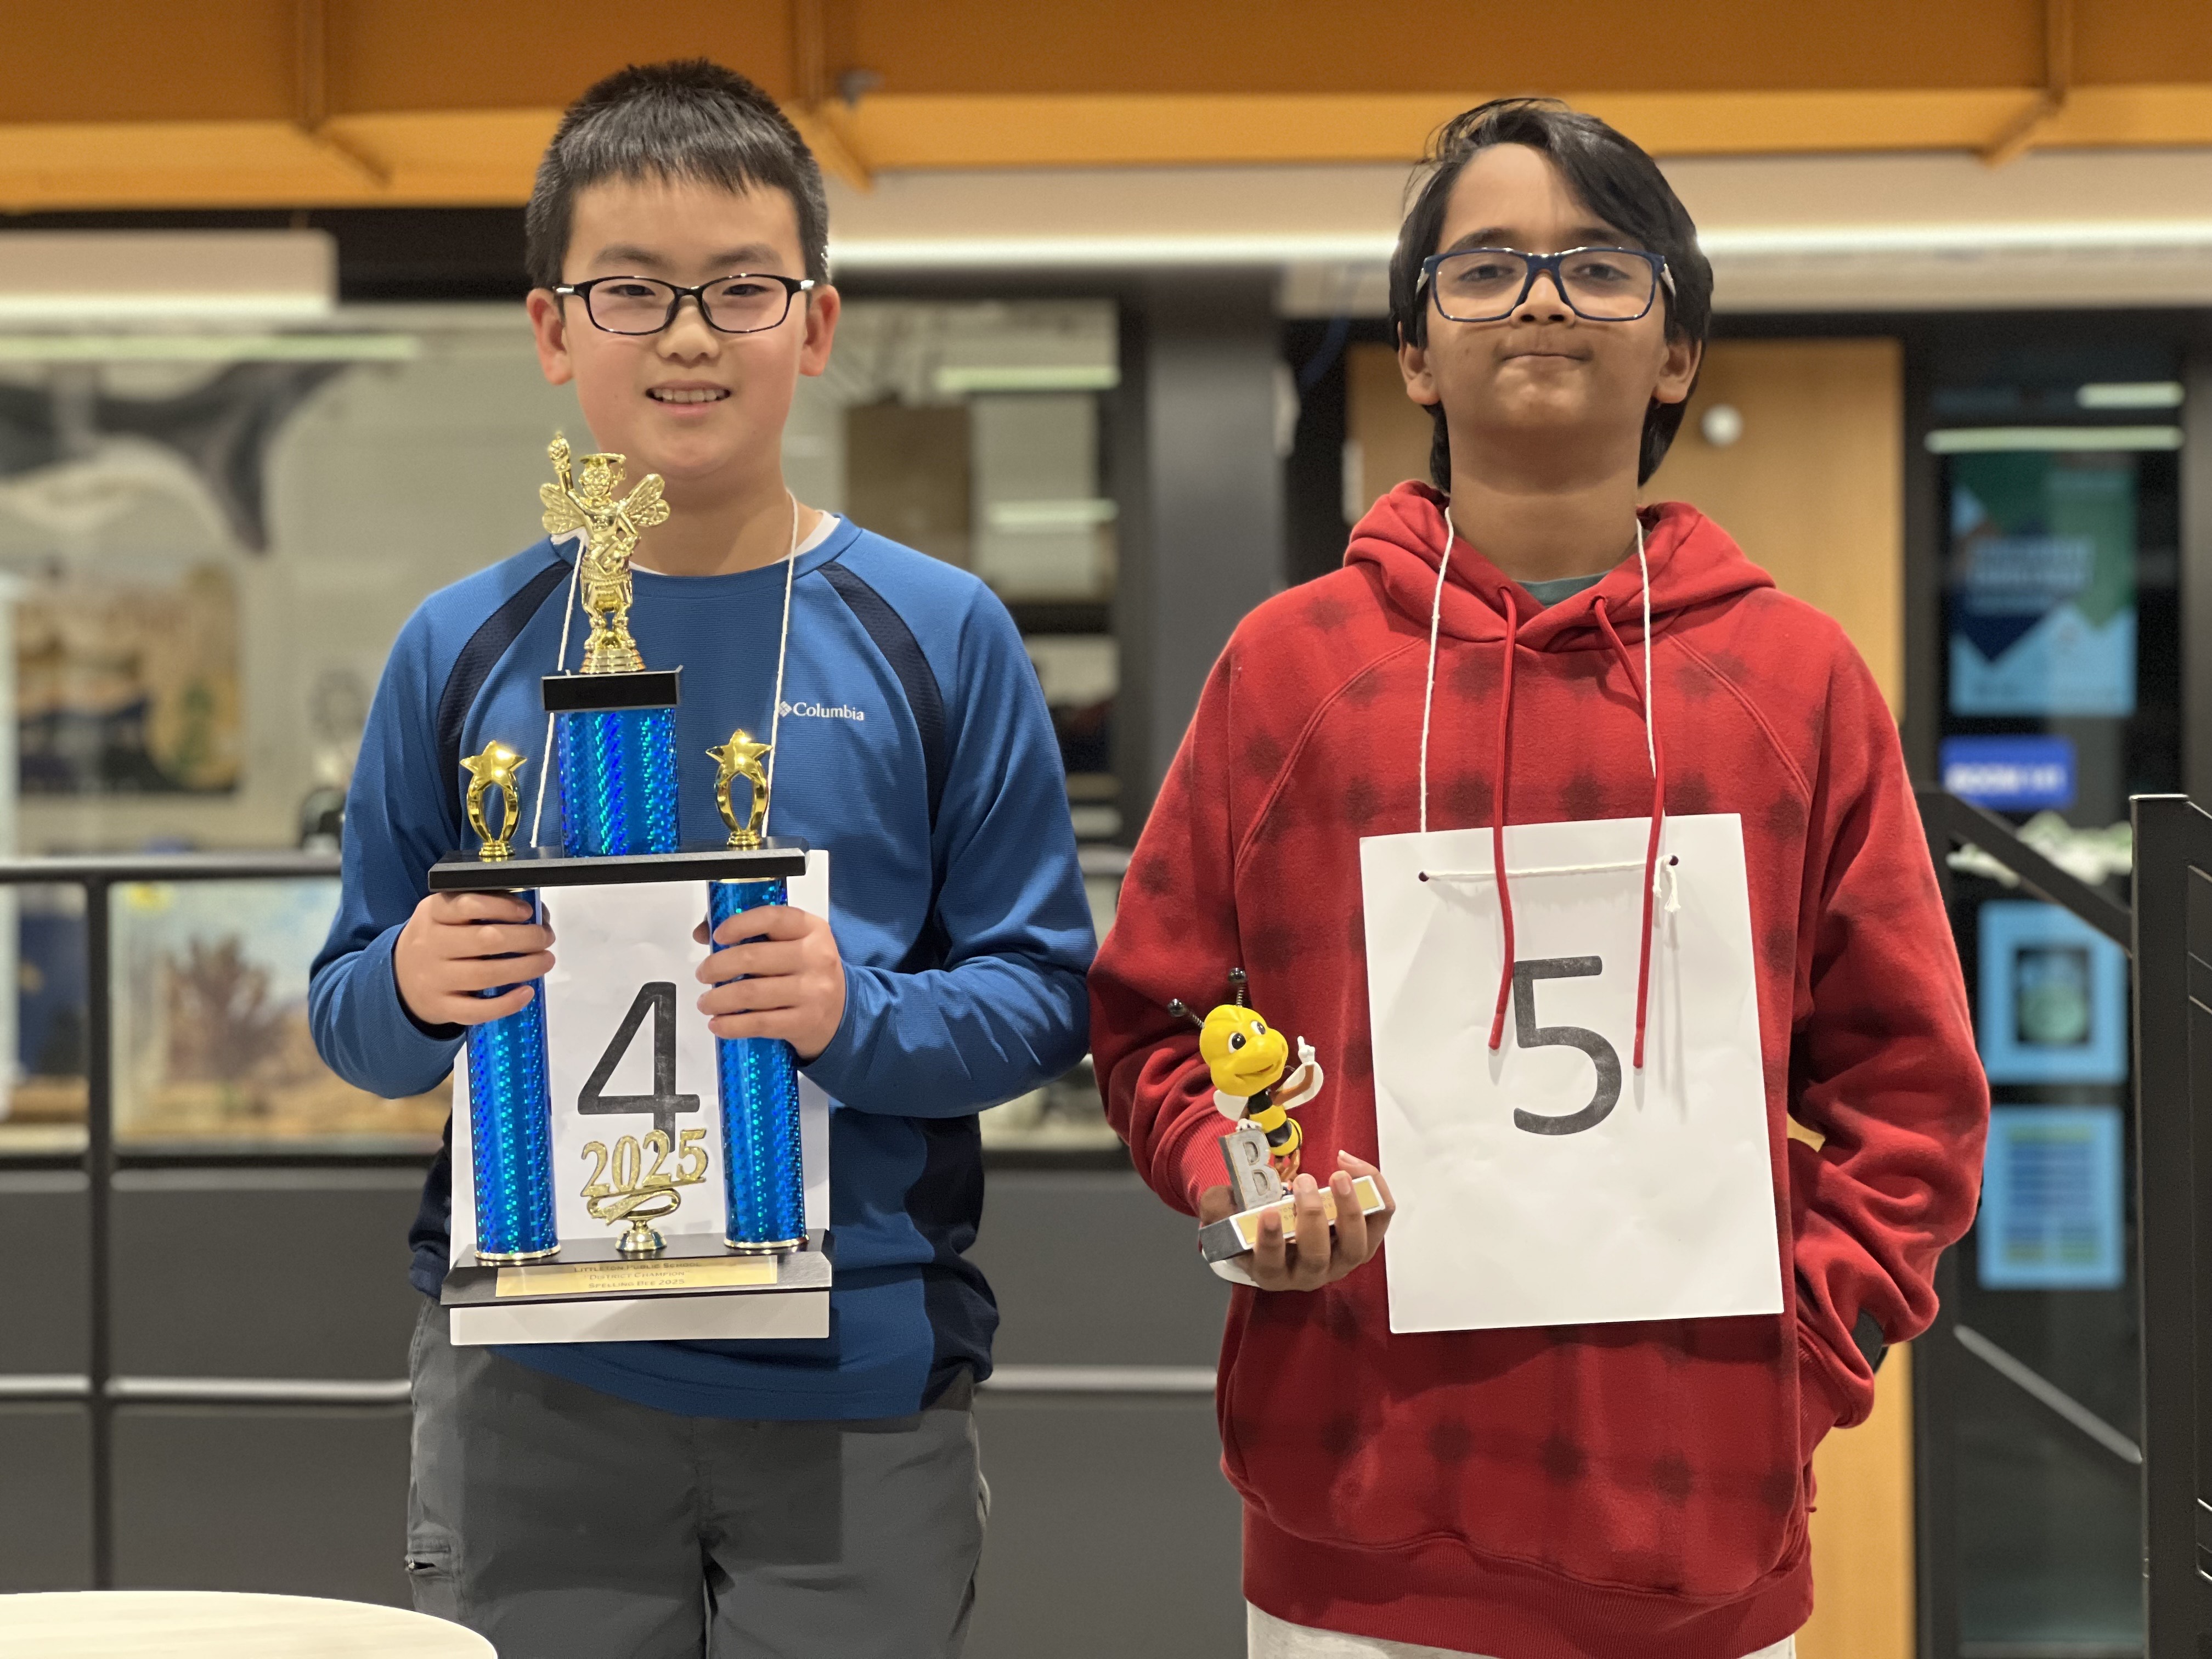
[1090,651,1248,1216]
[1787,647,1989,1444]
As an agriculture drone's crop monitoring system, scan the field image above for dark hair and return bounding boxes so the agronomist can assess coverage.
[1388,98,1712,488]
[525,60,830,291]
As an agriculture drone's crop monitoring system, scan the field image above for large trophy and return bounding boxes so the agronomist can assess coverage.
[429,436,823,1344]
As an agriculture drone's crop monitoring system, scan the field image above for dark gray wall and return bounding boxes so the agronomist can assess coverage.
[1115,273,1287,828]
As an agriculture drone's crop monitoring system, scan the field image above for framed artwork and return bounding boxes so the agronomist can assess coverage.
[18,561,241,794]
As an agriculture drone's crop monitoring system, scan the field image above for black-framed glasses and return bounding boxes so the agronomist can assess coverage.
[553,273,817,336]
[1419,247,1669,324]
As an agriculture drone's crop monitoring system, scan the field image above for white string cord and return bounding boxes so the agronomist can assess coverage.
[1631,516,1674,912]
[1416,506,1654,832]
[527,535,585,848]
[1416,516,1455,834]
[1422,859,1645,882]
[531,499,805,847]
[758,492,802,837]
[1425,853,1684,907]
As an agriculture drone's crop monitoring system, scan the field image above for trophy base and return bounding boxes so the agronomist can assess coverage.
[724,1234,807,1256]
[440,1228,833,1345]
[618,1221,667,1256]
[1197,1176,1386,1264]
[473,1243,562,1265]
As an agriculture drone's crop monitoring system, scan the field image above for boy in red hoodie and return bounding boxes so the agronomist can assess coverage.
[1090,99,1988,1659]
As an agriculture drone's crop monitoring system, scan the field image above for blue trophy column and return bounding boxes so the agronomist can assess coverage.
[556,706,680,857]
[466,893,558,1262]
[709,877,808,1252]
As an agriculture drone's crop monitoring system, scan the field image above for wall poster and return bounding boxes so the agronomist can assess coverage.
[1977,1104,2125,1291]
[1976,900,2128,1086]
[1948,450,2136,718]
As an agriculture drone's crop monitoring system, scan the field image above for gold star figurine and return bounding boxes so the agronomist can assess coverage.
[539,432,673,676]
[708,730,774,849]
[461,741,529,860]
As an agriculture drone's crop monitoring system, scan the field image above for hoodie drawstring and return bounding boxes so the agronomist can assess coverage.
[1418,511,1666,1070]
[1592,599,1667,1069]
[1485,589,1520,1051]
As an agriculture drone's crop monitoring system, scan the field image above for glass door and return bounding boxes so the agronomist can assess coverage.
[1926,337,2182,1658]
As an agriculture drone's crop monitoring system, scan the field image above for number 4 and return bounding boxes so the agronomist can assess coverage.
[578,981,702,1141]
[1509,957,1623,1137]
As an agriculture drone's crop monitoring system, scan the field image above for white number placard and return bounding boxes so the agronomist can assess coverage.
[1360,815,1781,1333]
[453,853,832,1260]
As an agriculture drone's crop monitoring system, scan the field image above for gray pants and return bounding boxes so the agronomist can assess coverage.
[405,1301,988,1659]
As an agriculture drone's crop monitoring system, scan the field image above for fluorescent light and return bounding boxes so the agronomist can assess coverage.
[1926,426,2182,453]
[2078,381,2185,410]
[833,221,2212,273]
[839,234,1397,270]
[0,230,335,323]
[1700,220,2212,257]
[0,296,334,325]
[0,334,419,363]
[986,499,1119,532]
[932,364,1119,393]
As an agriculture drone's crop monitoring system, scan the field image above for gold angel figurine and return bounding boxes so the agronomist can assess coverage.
[539,432,672,675]
[461,742,528,860]
[708,729,773,849]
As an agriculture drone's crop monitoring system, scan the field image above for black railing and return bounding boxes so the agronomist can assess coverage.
[1913,789,2140,1659]
[2126,796,2212,1656]
[0,845,1187,1596]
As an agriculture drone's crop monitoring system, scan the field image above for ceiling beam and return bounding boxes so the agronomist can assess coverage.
[1984,0,2074,166]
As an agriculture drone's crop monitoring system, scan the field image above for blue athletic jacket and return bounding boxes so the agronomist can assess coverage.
[308,519,1095,1419]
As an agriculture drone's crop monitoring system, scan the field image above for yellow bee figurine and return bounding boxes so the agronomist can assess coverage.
[1169,968,1324,1180]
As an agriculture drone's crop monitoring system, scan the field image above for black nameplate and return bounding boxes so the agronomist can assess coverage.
[429,837,809,891]
[542,668,682,713]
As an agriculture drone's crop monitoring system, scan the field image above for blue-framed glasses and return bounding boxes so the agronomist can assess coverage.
[1419,247,1671,324]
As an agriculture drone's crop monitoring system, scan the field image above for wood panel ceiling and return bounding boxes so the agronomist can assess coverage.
[3,0,2208,208]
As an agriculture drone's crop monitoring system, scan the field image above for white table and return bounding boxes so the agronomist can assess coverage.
[0,1593,494,1657]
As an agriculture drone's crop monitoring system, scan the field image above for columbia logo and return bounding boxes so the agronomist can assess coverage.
[781,699,866,722]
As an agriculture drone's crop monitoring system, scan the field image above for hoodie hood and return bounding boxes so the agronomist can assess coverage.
[1345,479,1774,650]
[1350,481,1771,1071]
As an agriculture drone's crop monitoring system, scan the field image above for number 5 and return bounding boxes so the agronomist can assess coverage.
[676,1127,710,1183]
[1509,957,1622,1137]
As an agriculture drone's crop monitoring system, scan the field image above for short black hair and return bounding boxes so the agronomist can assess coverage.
[525,60,830,291]
[1388,98,1712,488]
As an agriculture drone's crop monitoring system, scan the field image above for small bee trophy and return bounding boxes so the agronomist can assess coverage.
[459,741,558,1263]
[709,728,806,1252]
[1169,968,1384,1266]
[539,433,681,859]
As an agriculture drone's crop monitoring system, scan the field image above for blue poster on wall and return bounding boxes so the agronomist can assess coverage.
[1948,450,2137,717]
[1977,900,2128,1084]
[1977,1105,2125,1290]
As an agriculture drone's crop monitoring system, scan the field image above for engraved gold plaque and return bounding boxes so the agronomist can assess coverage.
[494,1257,778,1298]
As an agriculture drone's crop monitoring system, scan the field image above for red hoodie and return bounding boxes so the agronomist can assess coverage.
[1091,483,1987,1659]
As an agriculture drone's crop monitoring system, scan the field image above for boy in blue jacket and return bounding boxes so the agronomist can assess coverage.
[308,60,1094,1659]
